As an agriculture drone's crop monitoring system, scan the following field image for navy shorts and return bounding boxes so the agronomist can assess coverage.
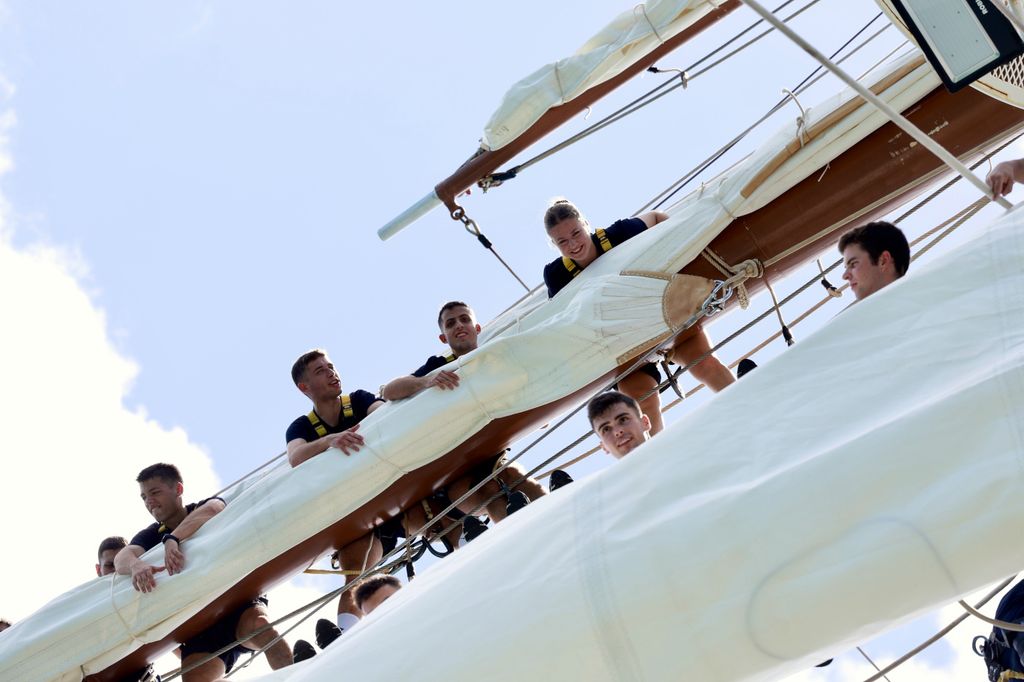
[180,595,269,673]
[614,361,662,390]
[374,516,407,555]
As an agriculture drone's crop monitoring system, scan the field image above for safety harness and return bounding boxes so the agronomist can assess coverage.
[306,394,354,437]
[975,630,1024,681]
[561,228,612,276]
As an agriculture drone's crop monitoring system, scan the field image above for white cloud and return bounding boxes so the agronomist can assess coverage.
[0,74,334,680]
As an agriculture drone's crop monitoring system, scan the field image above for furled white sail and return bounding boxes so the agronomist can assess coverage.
[481,0,728,151]
[247,200,1024,682]
[0,53,947,682]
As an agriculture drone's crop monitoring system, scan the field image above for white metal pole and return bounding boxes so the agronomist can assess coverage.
[738,0,1013,210]
[377,191,444,241]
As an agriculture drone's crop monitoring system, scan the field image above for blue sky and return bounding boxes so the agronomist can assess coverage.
[1,0,1020,679]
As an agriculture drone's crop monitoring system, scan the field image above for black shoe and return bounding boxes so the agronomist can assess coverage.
[737,358,758,378]
[293,639,317,662]
[315,618,342,649]
[549,469,574,491]
[506,490,530,515]
[463,515,488,542]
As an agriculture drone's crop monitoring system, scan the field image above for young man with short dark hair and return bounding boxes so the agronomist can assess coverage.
[96,536,161,681]
[286,349,391,641]
[587,391,652,459]
[381,302,546,521]
[354,575,403,616]
[838,221,910,301]
[96,536,127,577]
[114,463,294,681]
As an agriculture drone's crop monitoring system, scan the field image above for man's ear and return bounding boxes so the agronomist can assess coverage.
[95,564,101,577]
[878,250,893,270]
[641,414,652,433]
[439,333,448,345]
[474,324,481,333]
[175,481,184,497]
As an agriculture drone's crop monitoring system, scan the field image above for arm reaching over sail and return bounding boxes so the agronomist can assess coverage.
[987,158,1024,198]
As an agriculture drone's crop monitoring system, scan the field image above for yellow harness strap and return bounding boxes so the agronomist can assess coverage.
[1000,671,1024,681]
[561,228,613,278]
[308,395,355,438]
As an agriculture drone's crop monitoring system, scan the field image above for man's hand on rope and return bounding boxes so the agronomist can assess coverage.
[330,424,365,455]
[131,561,165,593]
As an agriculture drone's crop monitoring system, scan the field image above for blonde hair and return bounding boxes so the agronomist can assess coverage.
[543,198,587,230]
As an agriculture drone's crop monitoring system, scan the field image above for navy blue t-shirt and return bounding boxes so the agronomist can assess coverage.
[543,217,648,298]
[995,581,1024,671]
[285,389,381,444]
[129,498,223,550]
[411,354,456,378]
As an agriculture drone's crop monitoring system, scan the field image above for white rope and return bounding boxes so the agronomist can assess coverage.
[635,3,665,43]
[736,0,1014,211]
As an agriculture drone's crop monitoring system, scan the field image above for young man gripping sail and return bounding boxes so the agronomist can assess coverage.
[541,199,737,435]
[381,301,547,521]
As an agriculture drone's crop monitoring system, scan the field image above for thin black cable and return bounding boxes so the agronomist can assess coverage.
[500,0,824,179]
[640,12,886,212]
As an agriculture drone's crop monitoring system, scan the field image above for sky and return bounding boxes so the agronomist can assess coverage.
[0,0,1021,679]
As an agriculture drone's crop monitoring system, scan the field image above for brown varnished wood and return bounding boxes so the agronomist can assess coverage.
[88,84,1024,682]
[434,1,742,211]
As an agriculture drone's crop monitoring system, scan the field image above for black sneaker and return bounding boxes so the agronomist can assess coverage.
[506,490,530,515]
[315,618,342,649]
[463,515,488,541]
[293,639,317,662]
[549,469,573,491]
[737,358,758,378]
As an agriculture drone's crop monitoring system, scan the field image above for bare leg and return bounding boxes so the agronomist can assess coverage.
[617,371,664,435]
[335,534,382,620]
[670,326,734,393]
[501,461,546,504]
[237,603,292,670]
[180,654,226,682]
[448,475,507,522]
[404,502,461,551]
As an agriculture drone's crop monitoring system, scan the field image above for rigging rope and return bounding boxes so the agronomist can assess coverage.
[737,0,1012,210]
[536,187,995,480]
[860,577,1016,682]
[483,0,825,184]
[638,14,890,213]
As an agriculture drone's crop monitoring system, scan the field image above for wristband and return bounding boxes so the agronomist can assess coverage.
[162,533,180,546]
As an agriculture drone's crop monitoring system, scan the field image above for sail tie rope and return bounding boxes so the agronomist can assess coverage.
[635,4,665,43]
[639,14,888,213]
[737,0,1013,211]
[699,248,763,309]
[482,0,822,187]
[108,578,147,649]
[781,87,809,147]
